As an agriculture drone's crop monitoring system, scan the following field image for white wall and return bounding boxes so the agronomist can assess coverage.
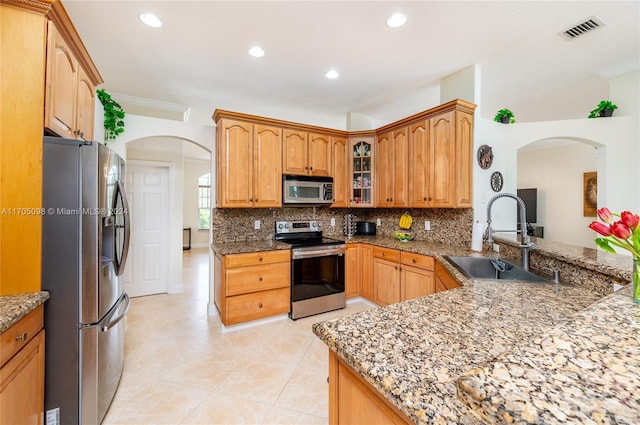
[518,143,598,248]
[183,159,212,248]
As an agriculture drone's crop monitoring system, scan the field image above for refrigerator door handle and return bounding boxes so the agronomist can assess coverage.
[100,293,130,333]
[80,293,130,332]
[114,180,131,277]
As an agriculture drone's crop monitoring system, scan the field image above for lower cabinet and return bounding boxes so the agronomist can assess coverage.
[360,244,374,300]
[372,246,435,306]
[329,350,411,425]
[345,244,360,299]
[0,305,45,425]
[214,250,290,325]
[435,260,460,293]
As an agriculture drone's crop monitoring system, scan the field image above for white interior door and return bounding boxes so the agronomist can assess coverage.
[124,164,170,297]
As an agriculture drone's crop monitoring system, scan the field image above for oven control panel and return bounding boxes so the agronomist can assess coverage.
[275,220,323,234]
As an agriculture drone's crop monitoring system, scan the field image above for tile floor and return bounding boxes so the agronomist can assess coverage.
[103,248,372,425]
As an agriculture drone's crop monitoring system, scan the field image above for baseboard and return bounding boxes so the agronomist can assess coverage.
[347,296,378,308]
[167,282,184,294]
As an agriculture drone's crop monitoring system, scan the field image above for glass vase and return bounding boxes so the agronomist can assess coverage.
[634,259,640,305]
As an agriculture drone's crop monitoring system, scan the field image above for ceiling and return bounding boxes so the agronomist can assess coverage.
[64,1,639,129]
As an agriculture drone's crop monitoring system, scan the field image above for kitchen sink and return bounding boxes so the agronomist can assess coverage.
[443,256,552,283]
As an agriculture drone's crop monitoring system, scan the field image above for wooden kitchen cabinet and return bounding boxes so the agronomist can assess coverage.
[376,127,408,207]
[345,244,360,298]
[360,244,374,300]
[400,252,435,301]
[372,246,401,306]
[331,136,349,207]
[1,1,101,295]
[45,21,100,141]
[372,247,435,305]
[283,130,331,176]
[0,305,45,425]
[407,120,430,207]
[214,250,290,325]
[435,260,460,292]
[348,136,375,207]
[215,118,282,208]
[329,350,411,425]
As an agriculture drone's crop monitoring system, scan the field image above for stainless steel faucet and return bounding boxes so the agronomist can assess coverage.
[485,193,535,270]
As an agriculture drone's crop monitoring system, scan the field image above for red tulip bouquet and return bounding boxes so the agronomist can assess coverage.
[589,208,640,303]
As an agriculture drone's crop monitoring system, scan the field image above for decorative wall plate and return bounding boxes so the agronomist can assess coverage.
[491,171,503,192]
[477,144,494,169]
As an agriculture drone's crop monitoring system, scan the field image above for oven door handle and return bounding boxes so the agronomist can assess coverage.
[292,247,345,259]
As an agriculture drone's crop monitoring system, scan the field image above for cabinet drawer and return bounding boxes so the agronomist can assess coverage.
[225,250,290,268]
[226,262,290,296]
[1,305,44,367]
[225,287,290,325]
[372,246,399,262]
[400,252,434,270]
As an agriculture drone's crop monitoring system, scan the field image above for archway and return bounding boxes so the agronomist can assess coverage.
[123,136,212,298]
[517,136,605,248]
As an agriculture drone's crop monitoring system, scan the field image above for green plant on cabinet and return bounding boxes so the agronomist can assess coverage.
[97,89,126,143]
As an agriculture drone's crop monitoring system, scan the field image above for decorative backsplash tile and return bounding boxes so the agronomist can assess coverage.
[212,207,473,246]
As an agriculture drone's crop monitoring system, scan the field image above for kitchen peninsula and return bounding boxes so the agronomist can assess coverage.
[312,240,639,424]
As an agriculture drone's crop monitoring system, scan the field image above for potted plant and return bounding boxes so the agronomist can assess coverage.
[494,109,515,124]
[588,100,618,118]
[96,89,126,143]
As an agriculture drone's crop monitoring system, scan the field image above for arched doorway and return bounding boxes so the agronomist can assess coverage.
[124,136,212,298]
[517,137,604,248]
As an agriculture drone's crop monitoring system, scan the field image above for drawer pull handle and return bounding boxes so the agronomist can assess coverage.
[259,276,263,281]
[412,259,417,264]
[259,257,263,262]
[258,303,263,308]
[15,332,28,342]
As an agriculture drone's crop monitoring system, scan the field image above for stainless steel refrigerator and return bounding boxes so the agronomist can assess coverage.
[42,136,131,424]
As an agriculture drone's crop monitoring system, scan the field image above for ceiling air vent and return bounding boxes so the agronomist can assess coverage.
[561,17,605,40]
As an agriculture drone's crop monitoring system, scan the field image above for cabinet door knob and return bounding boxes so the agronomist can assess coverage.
[258,303,263,308]
[259,276,263,281]
[15,332,28,342]
[412,259,417,263]
[259,257,263,262]
[395,266,398,270]
[423,197,427,201]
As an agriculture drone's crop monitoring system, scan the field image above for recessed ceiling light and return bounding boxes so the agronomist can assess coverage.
[386,12,407,28]
[139,13,162,28]
[248,46,265,58]
[325,69,339,79]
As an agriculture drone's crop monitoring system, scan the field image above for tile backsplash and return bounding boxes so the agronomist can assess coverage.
[212,207,473,246]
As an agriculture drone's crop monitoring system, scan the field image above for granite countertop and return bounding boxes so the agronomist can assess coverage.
[211,239,292,256]
[312,250,638,425]
[0,292,49,333]
[457,284,639,424]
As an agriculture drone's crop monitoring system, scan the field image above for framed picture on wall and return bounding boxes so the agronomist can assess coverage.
[583,171,597,217]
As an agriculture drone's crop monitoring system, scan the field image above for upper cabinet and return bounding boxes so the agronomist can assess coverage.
[215,117,282,208]
[375,128,407,208]
[212,99,475,210]
[349,136,374,207]
[44,19,102,141]
[331,136,349,208]
[380,99,476,208]
[283,130,332,176]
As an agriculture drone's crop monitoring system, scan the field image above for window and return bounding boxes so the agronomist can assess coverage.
[198,173,211,230]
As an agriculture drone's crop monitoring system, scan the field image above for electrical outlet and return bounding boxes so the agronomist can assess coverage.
[254,220,261,230]
[330,218,336,226]
[424,220,431,231]
[376,218,381,226]
[493,243,500,253]
[46,408,60,425]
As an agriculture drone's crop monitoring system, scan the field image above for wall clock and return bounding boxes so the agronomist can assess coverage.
[477,144,494,169]
[491,171,503,192]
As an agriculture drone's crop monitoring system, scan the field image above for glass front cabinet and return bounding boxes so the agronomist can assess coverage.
[348,136,375,207]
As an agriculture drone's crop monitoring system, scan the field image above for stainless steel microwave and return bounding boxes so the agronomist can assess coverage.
[283,174,334,206]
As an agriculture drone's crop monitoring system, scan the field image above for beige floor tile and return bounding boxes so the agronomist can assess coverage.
[262,406,327,425]
[104,248,373,424]
[179,393,271,425]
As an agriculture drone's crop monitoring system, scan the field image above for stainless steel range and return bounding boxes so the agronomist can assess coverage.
[275,220,346,320]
